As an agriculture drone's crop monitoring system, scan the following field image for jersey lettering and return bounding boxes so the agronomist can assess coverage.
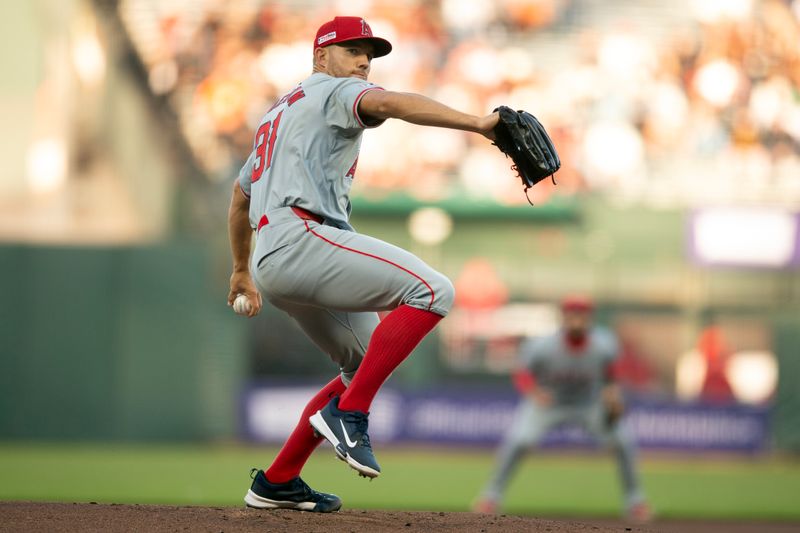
[268,87,307,113]
[252,110,283,183]
[286,88,307,106]
[346,156,359,179]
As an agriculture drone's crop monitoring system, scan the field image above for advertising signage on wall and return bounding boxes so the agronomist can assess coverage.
[689,208,800,269]
[243,385,769,453]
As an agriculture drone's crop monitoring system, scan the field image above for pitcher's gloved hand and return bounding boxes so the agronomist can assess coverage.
[492,106,561,203]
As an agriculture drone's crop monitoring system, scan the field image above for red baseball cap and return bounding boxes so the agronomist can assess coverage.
[561,295,594,312]
[314,16,392,58]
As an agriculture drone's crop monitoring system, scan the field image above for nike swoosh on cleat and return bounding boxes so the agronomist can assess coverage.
[339,419,359,448]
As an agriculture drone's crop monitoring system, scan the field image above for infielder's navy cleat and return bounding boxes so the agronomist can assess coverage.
[309,397,381,478]
[244,469,342,513]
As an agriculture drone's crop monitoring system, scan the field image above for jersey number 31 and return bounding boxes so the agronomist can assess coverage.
[251,110,283,184]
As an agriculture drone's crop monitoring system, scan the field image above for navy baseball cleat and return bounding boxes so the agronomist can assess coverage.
[244,469,342,512]
[309,397,381,478]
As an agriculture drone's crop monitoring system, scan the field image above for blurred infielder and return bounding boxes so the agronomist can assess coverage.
[473,296,652,522]
[227,16,500,512]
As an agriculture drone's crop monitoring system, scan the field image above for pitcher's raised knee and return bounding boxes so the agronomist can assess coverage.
[404,270,454,317]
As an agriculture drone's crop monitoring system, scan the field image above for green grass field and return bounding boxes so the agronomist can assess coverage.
[1,443,798,521]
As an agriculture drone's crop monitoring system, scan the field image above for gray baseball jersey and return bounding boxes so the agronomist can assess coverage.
[237,73,384,230]
[235,72,455,383]
[521,327,619,406]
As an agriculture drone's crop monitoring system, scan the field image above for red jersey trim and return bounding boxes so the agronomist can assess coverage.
[303,220,435,311]
[353,86,385,128]
[513,369,537,394]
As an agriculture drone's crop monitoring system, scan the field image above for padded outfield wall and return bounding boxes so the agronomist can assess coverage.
[1,219,799,449]
[0,243,245,441]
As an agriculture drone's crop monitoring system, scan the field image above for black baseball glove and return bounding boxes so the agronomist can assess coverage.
[605,406,623,429]
[493,106,561,202]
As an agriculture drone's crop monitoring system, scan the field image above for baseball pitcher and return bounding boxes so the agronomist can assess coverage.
[473,296,652,522]
[227,16,500,512]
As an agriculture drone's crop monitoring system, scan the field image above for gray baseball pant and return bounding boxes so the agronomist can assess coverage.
[251,206,455,383]
[482,400,645,509]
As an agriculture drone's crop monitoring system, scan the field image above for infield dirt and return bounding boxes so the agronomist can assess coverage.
[1,502,797,533]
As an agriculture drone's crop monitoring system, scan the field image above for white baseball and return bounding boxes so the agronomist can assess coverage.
[233,294,252,315]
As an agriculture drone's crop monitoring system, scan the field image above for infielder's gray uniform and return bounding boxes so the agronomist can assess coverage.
[481,327,646,510]
[237,73,454,384]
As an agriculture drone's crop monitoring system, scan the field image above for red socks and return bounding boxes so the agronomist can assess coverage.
[264,305,443,482]
[338,305,443,413]
[265,376,346,483]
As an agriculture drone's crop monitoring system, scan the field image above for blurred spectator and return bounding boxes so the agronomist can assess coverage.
[453,258,510,310]
[612,339,658,395]
[119,0,800,206]
[697,325,736,404]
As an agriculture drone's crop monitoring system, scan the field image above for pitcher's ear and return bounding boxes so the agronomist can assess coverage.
[313,46,329,70]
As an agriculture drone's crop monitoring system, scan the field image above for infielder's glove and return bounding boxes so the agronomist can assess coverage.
[605,407,622,429]
[604,400,625,429]
[492,106,561,203]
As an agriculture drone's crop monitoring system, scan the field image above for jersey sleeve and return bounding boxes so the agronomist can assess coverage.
[236,151,256,198]
[323,77,385,131]
[598,328,621,382]
[519,336,544,373]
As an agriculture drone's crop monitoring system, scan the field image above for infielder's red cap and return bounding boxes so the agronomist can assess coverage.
[314,16,392,58]
[561,295,594,312]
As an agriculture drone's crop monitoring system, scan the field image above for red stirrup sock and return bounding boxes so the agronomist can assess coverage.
[265,376,346,483]
[338,305,443,413]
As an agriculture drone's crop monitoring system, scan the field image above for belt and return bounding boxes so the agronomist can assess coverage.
[257,206,323,232]
[290,206,323,223]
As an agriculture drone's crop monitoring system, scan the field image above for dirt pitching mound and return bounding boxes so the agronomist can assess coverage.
[1,502,794,533]
[0,502,645,532]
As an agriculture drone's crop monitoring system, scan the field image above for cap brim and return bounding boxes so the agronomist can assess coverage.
[333,36,392,58]
[367,37,392,58]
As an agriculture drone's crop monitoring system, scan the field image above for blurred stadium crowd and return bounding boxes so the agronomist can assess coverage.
[119,0,800,207]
